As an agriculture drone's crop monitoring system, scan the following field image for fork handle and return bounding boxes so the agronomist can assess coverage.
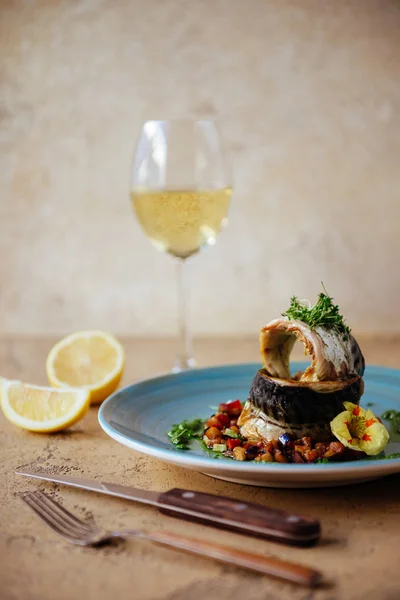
[143,530,321,587]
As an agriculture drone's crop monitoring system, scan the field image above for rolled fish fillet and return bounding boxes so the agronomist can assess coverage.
[238,318,365,442]
[259,318,365,382]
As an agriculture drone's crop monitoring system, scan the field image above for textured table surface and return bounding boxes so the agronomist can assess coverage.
[1,335,400,600]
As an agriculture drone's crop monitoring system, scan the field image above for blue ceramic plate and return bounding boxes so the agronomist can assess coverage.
[98,363,400,488]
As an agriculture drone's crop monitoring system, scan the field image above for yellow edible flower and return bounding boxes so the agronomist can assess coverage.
[330,402,389,456]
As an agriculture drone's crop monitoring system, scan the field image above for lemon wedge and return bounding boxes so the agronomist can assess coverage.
[46,331,125,404]
[1,379,90,432]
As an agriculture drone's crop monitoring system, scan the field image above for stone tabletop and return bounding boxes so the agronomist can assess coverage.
[1,336,400,600]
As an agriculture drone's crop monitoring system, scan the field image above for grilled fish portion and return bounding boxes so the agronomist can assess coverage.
[260,318,365,382]
[238,313,365,443]
[238,370,364,442]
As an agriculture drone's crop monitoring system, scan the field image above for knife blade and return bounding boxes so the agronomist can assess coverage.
[16,470,320,546]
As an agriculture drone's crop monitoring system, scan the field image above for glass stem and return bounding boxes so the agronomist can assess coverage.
[173,258,195,372]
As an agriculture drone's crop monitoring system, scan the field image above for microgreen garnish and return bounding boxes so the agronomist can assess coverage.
[167,418,204,450]
[282,284,351,340]
[359,452,400,461]
[381,410,400,434]
[196,438,224,458]
[316,453,400,463]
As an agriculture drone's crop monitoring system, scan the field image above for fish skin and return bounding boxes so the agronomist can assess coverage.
[260,318,365,382]
[238,371,364,442]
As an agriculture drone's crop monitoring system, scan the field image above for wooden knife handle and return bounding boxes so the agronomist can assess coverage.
[158,488,320,546]
[147,530,322,587]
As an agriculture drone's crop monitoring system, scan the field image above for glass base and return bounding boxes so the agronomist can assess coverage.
[172,356,196,374]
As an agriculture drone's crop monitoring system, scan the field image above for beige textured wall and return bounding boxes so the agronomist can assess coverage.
[1,0,400,336]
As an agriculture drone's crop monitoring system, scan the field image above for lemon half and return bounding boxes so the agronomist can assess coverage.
[1,379,90,433]
[46,330,125,404]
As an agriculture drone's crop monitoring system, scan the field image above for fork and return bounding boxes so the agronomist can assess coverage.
[22,490,322,587]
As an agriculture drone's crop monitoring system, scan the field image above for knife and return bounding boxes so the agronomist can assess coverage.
[16,470,321,546]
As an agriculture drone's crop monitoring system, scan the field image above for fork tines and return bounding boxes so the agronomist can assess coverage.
[22,490,97,542]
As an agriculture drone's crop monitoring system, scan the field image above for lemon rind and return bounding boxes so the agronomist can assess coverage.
[45,330,125,403]
[1,379,90,433]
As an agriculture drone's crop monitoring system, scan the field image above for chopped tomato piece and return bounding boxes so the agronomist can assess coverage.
[216,413,230,427]
[227,438,242,450]
[218,399,242,413]
[227,399,242,411]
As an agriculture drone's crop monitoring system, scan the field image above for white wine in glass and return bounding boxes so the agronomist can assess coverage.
[130,120,232,372]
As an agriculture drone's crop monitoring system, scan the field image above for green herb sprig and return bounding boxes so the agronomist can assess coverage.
[381,410,400,434]
[317,453,400,464]
[196,438,224,459]
[282,284,351,340]
[167,418,204,450]
[359,452,400,461]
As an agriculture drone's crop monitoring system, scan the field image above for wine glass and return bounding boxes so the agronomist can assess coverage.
[130,119,232,372]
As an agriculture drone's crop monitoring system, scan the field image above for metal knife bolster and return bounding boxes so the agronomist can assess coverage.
[16,472,320,546]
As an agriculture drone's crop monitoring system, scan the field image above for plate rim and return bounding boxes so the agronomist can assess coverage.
[98,362,400,476]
